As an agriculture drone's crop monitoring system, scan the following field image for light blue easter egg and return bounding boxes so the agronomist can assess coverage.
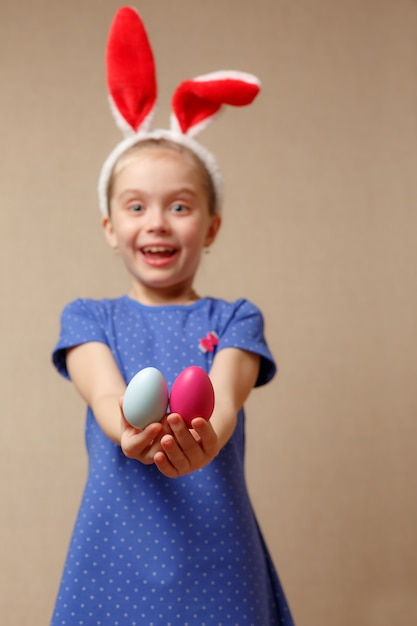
[123,367,169,429]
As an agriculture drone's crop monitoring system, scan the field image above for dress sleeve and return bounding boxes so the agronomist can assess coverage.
[52,299,108,379]
[217,299,277,387]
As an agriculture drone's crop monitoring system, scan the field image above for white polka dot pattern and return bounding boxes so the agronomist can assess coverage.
[51,297,294,625]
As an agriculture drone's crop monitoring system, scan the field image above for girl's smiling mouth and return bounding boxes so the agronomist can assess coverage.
[140,245,178,266]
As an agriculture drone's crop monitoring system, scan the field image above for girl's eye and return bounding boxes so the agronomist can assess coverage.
[129,203,145,213]
[171,203,188,214]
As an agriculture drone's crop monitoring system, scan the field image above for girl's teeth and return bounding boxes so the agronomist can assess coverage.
[143,247,175,256]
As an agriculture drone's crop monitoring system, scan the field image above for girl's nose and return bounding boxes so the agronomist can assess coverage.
[146,207,170,233]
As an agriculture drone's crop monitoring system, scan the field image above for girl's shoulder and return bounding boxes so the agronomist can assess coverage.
[60,295,133,317]
[62,295,124,309]
[203,296,265,321]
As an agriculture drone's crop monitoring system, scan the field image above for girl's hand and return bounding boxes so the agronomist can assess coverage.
[120,408,218,476]
[119,397,171,464]
[153,413,219,478]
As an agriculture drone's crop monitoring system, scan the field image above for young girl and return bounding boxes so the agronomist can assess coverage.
[51,8,294,625]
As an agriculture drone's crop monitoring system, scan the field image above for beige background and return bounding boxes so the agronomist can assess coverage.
[1,0,416,624]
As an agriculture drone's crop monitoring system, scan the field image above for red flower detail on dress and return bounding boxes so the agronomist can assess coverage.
[199,331,219,353]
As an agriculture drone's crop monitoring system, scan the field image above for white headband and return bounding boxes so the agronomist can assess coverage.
[98,7,261,217]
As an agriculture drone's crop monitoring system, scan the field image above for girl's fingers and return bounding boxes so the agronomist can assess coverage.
[189,418,218,455]
[154,414,218,477]
[120,411,219,476]
[160,431,194,475]
[120,420,163,462]
[153,449,178,478]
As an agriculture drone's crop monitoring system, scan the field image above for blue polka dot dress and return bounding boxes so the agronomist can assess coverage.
[51,296,294,625]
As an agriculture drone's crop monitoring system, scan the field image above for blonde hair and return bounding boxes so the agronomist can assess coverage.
[107,137,218,216]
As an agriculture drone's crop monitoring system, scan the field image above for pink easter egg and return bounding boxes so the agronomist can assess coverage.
[169,366,215,427]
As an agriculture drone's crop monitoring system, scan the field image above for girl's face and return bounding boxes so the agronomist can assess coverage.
[102,147,221,304]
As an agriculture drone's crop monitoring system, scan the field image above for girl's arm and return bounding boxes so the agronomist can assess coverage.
[207,346,261,448]
[150,347,261,478]
[66,342,166,458]
[66,342,260,476]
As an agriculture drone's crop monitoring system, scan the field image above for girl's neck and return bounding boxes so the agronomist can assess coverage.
[128,283,200,307]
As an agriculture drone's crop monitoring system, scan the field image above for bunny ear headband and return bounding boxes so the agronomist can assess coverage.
[98,6,261,216]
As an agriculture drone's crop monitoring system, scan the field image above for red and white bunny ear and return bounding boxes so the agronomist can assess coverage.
[171,71,261,137]
[106,7,157,136]
[99,12,261,216]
